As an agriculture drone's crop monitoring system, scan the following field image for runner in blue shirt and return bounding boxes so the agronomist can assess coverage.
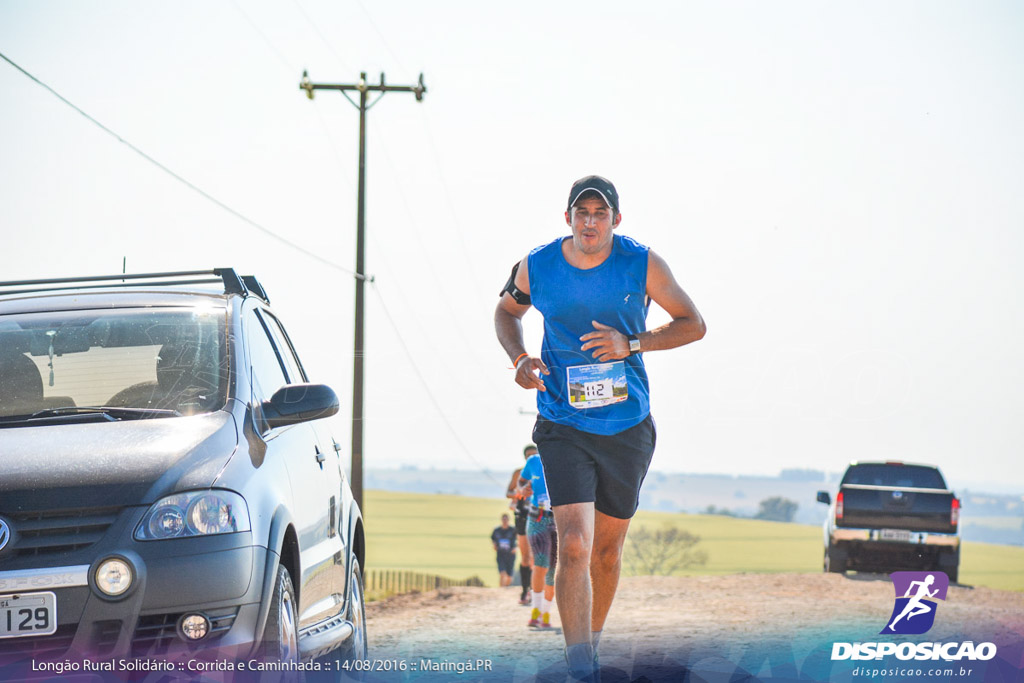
[506,444,537,605]
[495,175,706,682]
[518,451,557,629]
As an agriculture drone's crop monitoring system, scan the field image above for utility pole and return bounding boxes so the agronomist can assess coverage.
[300,71,426,515]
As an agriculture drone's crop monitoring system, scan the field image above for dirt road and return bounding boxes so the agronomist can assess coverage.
[364,573,1024,682]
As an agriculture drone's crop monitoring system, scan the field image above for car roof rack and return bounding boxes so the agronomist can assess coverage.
[240,275,270,303]
[0,268,267,299]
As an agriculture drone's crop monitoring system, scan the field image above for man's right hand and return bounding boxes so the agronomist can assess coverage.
[515,355,550,391]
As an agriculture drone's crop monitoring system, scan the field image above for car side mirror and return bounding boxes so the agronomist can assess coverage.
[816,491,831,505]
[262,383,339,428]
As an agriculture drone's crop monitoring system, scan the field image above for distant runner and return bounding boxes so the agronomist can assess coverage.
[507,444,537,605]
[491,514,518,587]
[519,450,556,629]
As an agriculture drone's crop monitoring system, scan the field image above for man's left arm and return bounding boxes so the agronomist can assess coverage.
[580,250,706,361]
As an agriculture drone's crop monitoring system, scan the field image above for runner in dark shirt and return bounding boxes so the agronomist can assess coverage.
[491,513,518,587]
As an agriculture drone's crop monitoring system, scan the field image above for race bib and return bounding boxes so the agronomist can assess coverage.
[567,361,627,409]
[498,539,511,550]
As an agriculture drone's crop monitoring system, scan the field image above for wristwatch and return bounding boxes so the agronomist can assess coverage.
[627,334,641,355]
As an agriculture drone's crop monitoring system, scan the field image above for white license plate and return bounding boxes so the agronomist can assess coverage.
[880,528,912,542]
[0,592,58,639]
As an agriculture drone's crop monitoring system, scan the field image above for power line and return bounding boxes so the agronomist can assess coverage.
[363,236,497,413]
[292,0,353,74]
[367,117,491,369]
[227,2,357,190]
[310,99,357,186]
[0,50,361,280]
[371,281,502,486]
[230,0,298,75]
[352,0,412,80]
[417,109,488,296]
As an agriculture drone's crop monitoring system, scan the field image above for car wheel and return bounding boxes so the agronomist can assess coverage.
[938,548,960,584]
[263,565,300,666]
[824,544,848,573]
[312,557,367,681]
[338,557,368,662]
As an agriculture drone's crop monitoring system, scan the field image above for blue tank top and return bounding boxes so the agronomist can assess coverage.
[528,234,650,435]
[520,454,550,508]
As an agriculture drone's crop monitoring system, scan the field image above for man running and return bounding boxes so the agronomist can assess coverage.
[491,513,518,587]
[494,175,706,681]
[507,444,537,605]
[518,448,557,629]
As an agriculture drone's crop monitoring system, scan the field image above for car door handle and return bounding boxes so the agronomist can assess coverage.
[315,448,326,465]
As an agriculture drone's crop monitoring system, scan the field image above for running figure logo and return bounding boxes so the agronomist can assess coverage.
[881,571,949,635]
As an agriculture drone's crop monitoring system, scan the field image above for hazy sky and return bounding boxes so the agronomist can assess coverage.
[1,1,1022,493]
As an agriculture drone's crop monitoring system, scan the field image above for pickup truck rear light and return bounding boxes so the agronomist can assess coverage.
[951,498,960,526]
[836,491,844,520]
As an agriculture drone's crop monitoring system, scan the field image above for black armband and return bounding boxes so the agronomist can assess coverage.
[499,261,531,306]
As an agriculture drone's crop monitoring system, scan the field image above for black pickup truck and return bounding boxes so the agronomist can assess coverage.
[816,461,961,582]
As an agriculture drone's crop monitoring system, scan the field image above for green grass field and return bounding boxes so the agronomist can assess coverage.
[363,490,1024,592]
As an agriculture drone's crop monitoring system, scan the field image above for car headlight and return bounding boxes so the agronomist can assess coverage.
[135,490,250,540]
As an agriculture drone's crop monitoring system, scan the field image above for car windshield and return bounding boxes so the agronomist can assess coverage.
[0,306,228,419]
[842,464,946,489]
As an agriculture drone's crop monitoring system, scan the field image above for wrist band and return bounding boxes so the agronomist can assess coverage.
[511,352,529,370]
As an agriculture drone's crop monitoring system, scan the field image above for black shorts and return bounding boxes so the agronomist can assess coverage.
[514,500,529,535]
[496,551,515,575]
[532,414,656,520]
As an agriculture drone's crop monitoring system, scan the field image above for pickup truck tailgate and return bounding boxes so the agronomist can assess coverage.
[838,485,957,533]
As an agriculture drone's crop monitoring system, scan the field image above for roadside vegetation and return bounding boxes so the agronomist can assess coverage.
[363,490,1024,592]
[623,524,708,576]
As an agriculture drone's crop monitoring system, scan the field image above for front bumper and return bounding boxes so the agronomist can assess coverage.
[0,537,270,673]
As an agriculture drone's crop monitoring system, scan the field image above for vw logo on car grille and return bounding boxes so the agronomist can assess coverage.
[0,519,10,552]
[892,491,904,500]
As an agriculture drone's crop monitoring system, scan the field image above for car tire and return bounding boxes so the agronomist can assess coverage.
[337,557,368,663]
[311,557,367,682]
[938,548,960,584]
[824,544,848,573]
[263,565,300,667]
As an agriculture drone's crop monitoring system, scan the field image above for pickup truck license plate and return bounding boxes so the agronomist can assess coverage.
[880,528,912,542]
[0,592,57,639]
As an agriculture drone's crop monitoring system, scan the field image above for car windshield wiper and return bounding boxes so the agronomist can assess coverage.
[27,406,183,420]
[0,405,182,425]
[0,406,184,427]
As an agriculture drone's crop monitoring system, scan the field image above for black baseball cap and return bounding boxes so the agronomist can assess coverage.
[567,175,619,214]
